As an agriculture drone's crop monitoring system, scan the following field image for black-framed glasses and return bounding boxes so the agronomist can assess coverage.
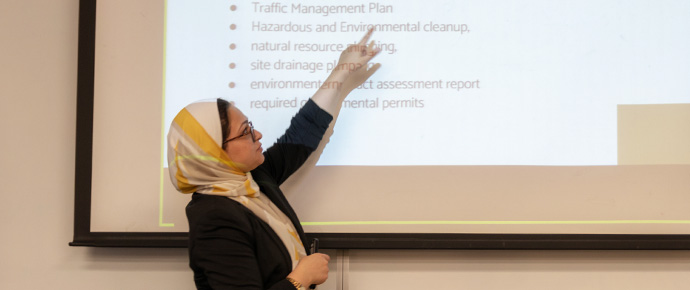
[223,121,256,144]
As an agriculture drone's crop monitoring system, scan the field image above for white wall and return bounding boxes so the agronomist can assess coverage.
[0,0,193,289]
[2,1,690,289]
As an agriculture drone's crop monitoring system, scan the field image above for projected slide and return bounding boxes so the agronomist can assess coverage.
[88,0,690,235]
[164,0,689,166]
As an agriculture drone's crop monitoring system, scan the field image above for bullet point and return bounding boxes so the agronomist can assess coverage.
[230,24,236,30]
[230,5,237,11]
[229,63,236,69]
[229,43,236,50]
[228,82,236,88]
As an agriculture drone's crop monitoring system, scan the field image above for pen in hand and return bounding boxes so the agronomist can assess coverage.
[309,238,319,290]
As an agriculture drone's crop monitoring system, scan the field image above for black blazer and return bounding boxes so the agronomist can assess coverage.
[186,100,333,290]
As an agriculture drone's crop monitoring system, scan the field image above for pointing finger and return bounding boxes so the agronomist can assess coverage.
[358,27,374,46]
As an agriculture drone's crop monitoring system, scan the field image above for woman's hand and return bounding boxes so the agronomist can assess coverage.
[333,27,381,75]
[310,28,382,114]
[287,253,331,286]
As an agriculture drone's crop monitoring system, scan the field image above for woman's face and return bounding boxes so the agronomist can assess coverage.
[223,106,264,172]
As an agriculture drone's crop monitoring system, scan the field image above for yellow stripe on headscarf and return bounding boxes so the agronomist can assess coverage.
[288,229,303,247]
[245,179,258,196]
[294,246,301,261]
[173,108,244,174]
[173,143,197,193]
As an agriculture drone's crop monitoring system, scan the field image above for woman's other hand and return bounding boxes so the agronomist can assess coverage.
[287,253,331,286]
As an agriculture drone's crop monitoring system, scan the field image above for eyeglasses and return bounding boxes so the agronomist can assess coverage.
[222,121,256,144]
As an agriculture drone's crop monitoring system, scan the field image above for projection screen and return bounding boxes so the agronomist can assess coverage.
[72,0,690,248]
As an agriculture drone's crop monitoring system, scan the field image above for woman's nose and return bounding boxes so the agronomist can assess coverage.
[254,130,263,141]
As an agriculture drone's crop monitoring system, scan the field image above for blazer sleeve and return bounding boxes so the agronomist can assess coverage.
[258,99,333,185]
[188,199,296,290]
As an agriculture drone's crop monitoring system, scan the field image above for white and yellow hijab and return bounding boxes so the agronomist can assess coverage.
[167,100,306,269]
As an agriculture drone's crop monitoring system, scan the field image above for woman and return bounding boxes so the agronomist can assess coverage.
[167,29,381,289]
